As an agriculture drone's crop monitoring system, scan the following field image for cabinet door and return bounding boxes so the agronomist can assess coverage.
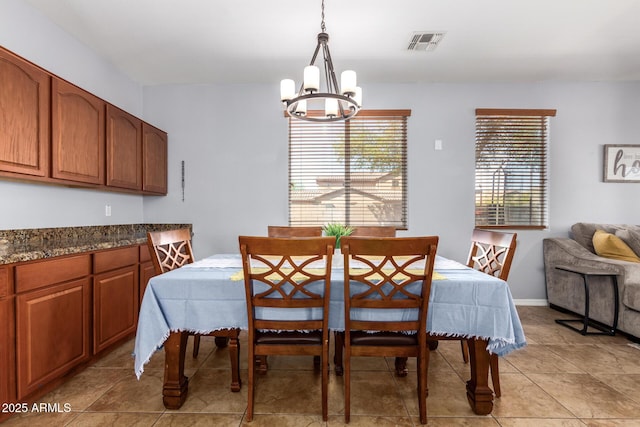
[93,266,139,354]
[142,122,168,194]
[51,78,105,185]
[139,244,156,306]
[16,278,91,400]
[139,261,156,307]
[0,266,16,421]
[106,104,142,190]
[0,48,50,177]
[0,296,15,423]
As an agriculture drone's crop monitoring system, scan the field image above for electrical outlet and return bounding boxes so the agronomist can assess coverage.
[105,204,112,217]
[435,139,443,150]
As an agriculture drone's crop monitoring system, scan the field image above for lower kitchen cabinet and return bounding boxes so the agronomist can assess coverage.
[5,243,151,408]
[93,246,139,354]
[15,277,91,400]
[14,254,91,400]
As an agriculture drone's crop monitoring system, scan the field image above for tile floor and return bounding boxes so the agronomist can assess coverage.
[3,306,640,426]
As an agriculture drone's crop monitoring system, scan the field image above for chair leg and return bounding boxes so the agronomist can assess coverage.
[192,335,201,358]
[247,350,255,422]
[417,350,430,424]
[321,347,328,421]
[257,355,268,374]
[334,331,344,376]
[460,339,469,363]
[214,336,229,348]
[490,354,501,398]
[344,347,351,424]
[394,357,408,377]
[228,331,241,392]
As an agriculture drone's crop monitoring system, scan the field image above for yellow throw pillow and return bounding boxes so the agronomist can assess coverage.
[592,229,640,263]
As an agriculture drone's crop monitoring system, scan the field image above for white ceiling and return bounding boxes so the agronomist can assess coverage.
[22,0,640,86]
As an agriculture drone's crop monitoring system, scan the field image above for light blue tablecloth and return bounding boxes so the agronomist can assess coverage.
[134,254,526,378]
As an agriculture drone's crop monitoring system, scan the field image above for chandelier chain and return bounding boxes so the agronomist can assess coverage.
[320,0,326,33]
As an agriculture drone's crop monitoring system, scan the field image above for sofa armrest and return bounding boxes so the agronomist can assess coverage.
[544,238,618,313]
[543,238,624,275]
[544,238,640,312]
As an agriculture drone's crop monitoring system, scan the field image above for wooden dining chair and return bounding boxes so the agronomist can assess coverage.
[349,226,397,237]
[333,225,397,374]
[147,229,241,391]
[262,225,324,372]
[239,235,335,422]
[340,236,438,424]
[459,228,517,398]
[267,225,323,237]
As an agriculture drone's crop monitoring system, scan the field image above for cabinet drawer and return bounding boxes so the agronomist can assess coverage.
[15,255,91,293]
[94,246,138,273]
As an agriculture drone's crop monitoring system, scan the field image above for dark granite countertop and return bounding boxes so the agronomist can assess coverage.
[0,224,191,265]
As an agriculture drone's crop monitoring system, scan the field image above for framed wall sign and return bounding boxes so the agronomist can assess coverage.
[604,144,640,183]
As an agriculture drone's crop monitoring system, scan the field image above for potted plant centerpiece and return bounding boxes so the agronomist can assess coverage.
[323,223,352,268]
[322,223,353,249]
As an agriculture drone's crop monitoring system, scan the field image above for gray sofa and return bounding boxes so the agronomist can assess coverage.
[543,223,640,340]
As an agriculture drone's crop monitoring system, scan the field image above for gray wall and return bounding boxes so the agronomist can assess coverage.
[141,81,640,303]
[3,0,640,302]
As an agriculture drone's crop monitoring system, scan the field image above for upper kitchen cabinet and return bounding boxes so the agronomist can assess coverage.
[0,49,50,177]
[0,46,168,195]
[106,104,142,191]
[142,123,168,195]
[51,78,105,185]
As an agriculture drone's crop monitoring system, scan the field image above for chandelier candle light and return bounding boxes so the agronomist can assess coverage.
[280,0,362,122]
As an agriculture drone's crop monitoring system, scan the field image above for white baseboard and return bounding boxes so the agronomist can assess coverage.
[513,299,548,306]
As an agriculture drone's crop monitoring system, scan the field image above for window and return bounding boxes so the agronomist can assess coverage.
[474,108,556,229]
[288,110,410,228]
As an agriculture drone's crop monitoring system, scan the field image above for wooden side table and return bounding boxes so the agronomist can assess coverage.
[554,264,619,335]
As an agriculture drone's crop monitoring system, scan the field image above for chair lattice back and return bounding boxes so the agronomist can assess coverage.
[467,229,517,281]
[341,236,438,333]
[239,236,335,331]
[147,229,194,274]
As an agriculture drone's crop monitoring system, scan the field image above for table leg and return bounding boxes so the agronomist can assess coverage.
[163,331,189,409]
[466,338,494,415]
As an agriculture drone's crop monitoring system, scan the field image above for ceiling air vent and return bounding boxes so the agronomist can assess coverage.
[407,32,445,51]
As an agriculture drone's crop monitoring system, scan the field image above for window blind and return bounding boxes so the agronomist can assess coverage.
[475,108,556,229]
[288,110,410,228]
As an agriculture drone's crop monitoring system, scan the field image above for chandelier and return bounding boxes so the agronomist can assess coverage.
[280,0,362,122]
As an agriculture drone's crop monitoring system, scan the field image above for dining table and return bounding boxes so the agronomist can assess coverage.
[134,253,527,415]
